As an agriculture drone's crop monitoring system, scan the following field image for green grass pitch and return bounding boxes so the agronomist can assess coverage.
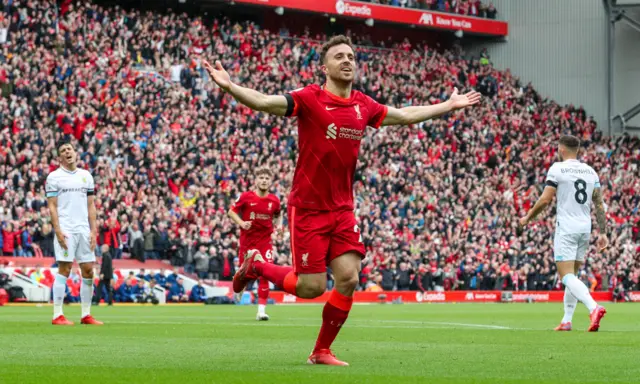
[1,303,639,384]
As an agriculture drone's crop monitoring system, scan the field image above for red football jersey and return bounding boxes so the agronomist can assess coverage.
[285,84,387,211]
[231,191,281,250]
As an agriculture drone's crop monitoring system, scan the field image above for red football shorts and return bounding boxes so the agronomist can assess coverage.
[239,245,274,265]
[288,206,365,275]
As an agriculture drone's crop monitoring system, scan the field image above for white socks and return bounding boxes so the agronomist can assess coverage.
[258,304,266,315]
[81,278,94,318]
[561,286,578,323]
[562,273,597,313]
[53,273,67,319]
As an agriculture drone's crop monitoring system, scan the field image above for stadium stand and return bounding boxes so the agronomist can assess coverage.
[0,0,638,298]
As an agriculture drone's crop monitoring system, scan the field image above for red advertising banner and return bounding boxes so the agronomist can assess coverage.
[231,0,508,36]
[268,290,614,304]
[629,292,640,302]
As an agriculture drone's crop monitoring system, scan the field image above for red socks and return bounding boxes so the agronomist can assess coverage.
[254,263,298,295]
[314,290,353,352]
[257,278,270,305]
[255,262,353,352]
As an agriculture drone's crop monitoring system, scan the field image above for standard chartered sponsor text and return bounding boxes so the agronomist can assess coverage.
[339,127,364,140]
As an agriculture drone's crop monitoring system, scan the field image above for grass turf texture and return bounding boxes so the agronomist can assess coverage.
[1,303,639,384]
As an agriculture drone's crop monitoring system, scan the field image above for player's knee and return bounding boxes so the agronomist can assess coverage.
[335,272,359,291]
[79,265,94,278]
[57,263,72,277]
[298,279,326,298]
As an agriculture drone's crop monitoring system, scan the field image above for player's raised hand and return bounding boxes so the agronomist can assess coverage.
[448,87,482,111]
[240,221,252,230]
[203,59,231,91]
[56,231,68,250]
[518,216,530,228]
[597,234,609,252]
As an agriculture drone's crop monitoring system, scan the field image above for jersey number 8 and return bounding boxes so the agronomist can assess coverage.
[574,179,587,204]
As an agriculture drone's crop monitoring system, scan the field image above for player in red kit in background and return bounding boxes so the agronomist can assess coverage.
[203,35,481,366]
[228,167,282,321]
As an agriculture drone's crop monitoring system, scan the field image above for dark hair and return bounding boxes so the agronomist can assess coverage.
[255,166,273,178]
[319,35,354,64]
[56,138,73,153]
[559,135,580,151]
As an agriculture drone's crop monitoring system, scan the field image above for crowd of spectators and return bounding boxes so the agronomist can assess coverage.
[365,0,498,19]
[0,1,638,294]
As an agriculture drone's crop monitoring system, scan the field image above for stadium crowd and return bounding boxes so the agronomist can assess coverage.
[0,1,638,294]
[366,0,498,19]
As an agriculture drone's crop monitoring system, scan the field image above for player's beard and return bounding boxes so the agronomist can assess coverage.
[330,67,354,86]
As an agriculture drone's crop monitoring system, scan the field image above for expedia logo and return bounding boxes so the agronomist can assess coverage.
[335,0,372,17]
[416,292,446,302]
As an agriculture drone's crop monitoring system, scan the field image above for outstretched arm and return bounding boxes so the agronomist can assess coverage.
[519,186,556,227]
[203,60,288,115]
[382,88,481,126]
[592,187,609,251]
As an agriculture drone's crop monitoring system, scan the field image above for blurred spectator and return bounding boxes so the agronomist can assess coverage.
[189,280,207,302]
[169,277,188,302]
[133,280,148,303]
[167,267,180,286]
[208,246,223,280]
[117,278,135,303]
[136,268,149,282]
[155,268,172,290]
[144,224,159,261]
[97,244,114,305]
[396,262,412,291]
[194,245,210,279]
[2,222,20,256]
[128,222,144,261]
[182,237,197,275]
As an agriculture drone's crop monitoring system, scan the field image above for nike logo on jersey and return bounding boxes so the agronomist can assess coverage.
[250,203,257,206]
[325,106,338,111]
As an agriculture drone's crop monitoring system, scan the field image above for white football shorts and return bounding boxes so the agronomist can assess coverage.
[553,232,589,263]
[54,232,96,264]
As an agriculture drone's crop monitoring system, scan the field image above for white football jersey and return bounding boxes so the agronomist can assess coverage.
[45,167,95,234]
[545,159,600,234]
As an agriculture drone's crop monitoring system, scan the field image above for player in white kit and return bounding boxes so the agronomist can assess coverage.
[520,135,608,332]
[46,139,103,325]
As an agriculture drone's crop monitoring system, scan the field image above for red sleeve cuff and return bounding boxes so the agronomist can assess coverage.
[371,106,388,129]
